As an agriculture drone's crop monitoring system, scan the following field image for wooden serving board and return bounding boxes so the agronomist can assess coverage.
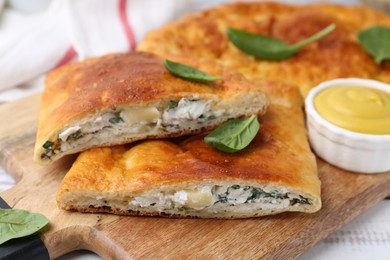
[1,94,389,259]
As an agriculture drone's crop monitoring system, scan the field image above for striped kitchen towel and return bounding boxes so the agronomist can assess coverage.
[0,0,199,101]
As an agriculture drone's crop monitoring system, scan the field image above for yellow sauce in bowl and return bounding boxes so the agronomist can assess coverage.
[314,86,390,134]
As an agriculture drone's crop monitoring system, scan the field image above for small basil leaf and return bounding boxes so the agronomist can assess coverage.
[357,26,390,64]
[164,59,221,83]
[227,28,292,60]
[204,114,260,153]
[227,24,335,60]
[0,208,49,245]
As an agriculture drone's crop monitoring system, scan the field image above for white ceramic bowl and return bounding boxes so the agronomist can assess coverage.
[305,78,390,174]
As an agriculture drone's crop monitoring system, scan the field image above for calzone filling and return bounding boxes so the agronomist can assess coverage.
[40,98,228,161]
[64,185,313,214]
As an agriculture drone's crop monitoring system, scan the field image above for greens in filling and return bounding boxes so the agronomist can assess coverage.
[213,185,311,206]
[108,115,124,124]
[40,99,215,160]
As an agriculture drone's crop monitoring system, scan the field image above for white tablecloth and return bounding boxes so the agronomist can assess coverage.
[0,0,389,259]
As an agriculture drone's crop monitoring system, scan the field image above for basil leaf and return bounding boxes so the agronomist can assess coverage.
[204,114,260,153]
[164,59,221,83]
[357,26,390,64]
[227,24,335,60]
[0,208,49,245]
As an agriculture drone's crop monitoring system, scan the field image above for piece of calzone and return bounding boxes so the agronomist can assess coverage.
[56,80,321,219]
[34,51,268,164]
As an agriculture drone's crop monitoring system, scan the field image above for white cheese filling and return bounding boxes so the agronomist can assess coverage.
[61,185,313,217]
[162,99,211,124]
[122,185,311,211]
[50,98,224,156]
[58,126,81,142]
[130,186,214,210]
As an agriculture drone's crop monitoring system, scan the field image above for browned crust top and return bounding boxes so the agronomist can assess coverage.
[138,2,390,97]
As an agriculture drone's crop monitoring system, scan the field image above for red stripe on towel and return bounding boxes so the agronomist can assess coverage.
[119,0,137,50]
[53,46,77,70]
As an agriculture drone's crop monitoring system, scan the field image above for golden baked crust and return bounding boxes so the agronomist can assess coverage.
[57,79,320,218]
[34,51,268,164]
[138,2,390,97]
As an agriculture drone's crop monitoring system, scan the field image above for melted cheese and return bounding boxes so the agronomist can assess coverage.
[120,107,161,125]
[185,187,213,208]
[58,126,81,142]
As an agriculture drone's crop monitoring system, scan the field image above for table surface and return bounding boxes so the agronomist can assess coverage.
[1,0,389,259]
